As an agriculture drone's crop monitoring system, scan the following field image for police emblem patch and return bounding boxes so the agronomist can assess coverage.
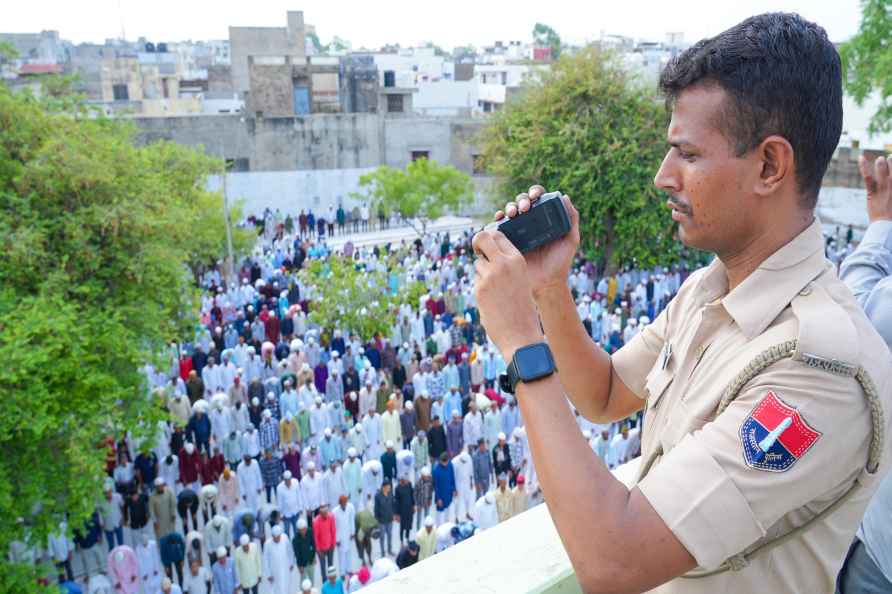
[740,391,821,472]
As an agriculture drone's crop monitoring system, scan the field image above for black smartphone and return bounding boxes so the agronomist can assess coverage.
[494,192,571,254]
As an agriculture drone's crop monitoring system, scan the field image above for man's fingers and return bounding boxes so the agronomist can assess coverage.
[505,202,519,218]
[875,156,890,197]
[492,231,521,258]
[472,231,500,261]
[529,185,546,201]
[494,210,505,221]
[860,155,877,197]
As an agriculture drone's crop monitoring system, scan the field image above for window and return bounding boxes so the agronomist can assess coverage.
[387,94,404,113]
[411,150,430,161]
[224,158,250,172]
[500,72,507,85]
[112,84,129,101]
[472,154,485,175]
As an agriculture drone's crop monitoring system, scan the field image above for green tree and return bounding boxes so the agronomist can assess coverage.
[333,36,352,52]
[307,31,323,53]
[0,40,18,62]
[298,257,424,341]
[479,46,679,273]
[355,159,474,237]
[840,0,892,134]
[532,22,562,59]
[0,85,254,593]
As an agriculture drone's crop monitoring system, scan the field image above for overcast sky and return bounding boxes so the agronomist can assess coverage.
[5,0,864,49]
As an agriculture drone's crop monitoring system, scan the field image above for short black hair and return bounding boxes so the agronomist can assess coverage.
[659,12,842,207]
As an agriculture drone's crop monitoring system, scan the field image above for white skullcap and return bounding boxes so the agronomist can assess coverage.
[405,401,414,410]
[355,424,363,432]
[271,525,283,537]
[315,396,322,404]
[307,461,316,470]
[497,432,506,441]
[251,397,260,405]
[420,466,431,477]
[239,534,250,546]
[154,477,165,486]
[485,492,495,504]
[301,579,312,591]
[290,339,301,351]
[216,546,227,557]
[297,518,308,529]
[332,350,339,357]
[283,470,292,480]
[348,447,358,457]
[324,428,332,437]
[285,412,293,421]
[263,409,272,418]
[424,516,434,527]
[582,430,592,439]
[385,440,394,449]
[162,577,172,588]
[451,409,460,417]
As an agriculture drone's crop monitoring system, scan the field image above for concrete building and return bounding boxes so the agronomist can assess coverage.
[229,10,306,95]
[0,30,68,64]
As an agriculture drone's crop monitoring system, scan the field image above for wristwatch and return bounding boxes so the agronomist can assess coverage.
[499,342,557,394]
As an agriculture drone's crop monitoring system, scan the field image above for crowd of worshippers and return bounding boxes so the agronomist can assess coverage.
[245,203,401,244]
[37,210,717,594]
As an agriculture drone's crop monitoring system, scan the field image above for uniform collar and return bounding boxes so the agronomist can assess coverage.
[697,218,828,340]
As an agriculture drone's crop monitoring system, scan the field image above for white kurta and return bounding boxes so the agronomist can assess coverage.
[473,497,499,531]
[276,480,304,519]
[300,472,324,511]
[361,462,384,509]
[136,540,162,594]
[237,459,262,511]
[380,411,402,446]
[262,536,294,594]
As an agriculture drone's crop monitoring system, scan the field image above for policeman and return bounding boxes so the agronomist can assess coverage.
[472,13,892,594]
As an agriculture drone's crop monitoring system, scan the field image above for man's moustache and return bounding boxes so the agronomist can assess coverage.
[667,196,692,215]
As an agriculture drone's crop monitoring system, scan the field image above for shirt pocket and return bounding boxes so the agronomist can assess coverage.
[644,361,674,413]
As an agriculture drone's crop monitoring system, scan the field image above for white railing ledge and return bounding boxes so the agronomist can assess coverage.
[363,458,641,594]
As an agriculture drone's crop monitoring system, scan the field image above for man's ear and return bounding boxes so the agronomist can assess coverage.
[754,135,794,197]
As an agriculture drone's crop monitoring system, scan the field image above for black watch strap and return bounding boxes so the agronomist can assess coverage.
[499,342,555,395]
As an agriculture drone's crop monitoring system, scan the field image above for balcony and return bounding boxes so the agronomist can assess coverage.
[363,459,641,594]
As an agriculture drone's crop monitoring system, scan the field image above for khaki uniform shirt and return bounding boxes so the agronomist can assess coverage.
[613,220,892,593]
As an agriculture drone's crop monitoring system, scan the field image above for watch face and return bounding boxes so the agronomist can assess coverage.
[516,344,553,380]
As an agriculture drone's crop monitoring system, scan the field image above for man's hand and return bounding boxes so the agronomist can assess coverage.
[494,185,581,300]
[472,230,544,361]
[859,154,892,223]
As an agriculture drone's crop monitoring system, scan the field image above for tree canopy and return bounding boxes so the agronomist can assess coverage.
[355,159,474,237]
[299,256,425,342]
[840,0,892,135]
[479,46,683,273]
[532,23,562,59]
[0,83,254,592]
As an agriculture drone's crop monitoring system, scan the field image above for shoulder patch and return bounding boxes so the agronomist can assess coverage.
[790,279,858,373]
[740,391,821,472]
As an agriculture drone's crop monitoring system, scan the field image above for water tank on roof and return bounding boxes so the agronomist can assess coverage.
[157,42,168,53]
[384,70,395,87]
[145,42,155,52]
